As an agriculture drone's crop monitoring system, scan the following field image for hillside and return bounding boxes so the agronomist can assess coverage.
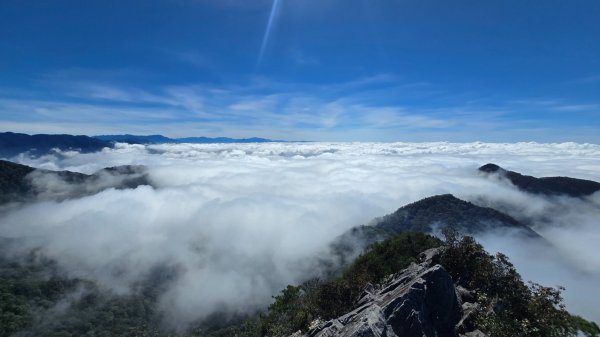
[329,194,540,264]
[0,160,37,204]
[0,160,152,205]
[374,194,538,237]
[254,232,599,337]
[479,163,600,197]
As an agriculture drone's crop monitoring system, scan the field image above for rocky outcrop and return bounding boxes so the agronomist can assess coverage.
[300,249,483,337]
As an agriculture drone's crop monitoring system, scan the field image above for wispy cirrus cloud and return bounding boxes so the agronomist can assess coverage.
[551,104,600,112]
[0,74,463,139]
[1,71,599,142]
[509,98,600,113]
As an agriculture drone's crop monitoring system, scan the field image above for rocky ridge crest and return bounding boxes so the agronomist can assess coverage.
[297,248,486,337]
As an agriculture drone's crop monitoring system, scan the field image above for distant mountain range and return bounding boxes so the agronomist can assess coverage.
[0,132,281,158]
[0,132,112,158]
[93,134,278,144]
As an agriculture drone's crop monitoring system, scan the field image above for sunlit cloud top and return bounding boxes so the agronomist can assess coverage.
[4,141,600,323]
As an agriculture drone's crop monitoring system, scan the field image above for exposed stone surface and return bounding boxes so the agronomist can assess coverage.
[302,251,462,337]
[298,248,486,337]
[455,285,475,303]
[456,302,480,334]
[460,330,488,337]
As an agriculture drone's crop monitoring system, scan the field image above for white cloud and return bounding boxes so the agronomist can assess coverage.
[1,142,600,326]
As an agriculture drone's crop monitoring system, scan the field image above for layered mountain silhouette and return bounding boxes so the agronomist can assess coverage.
[330,163,600,261]
[328,162,600,278]
[0,132,112,158]
[479,163,600,197]
[0,160,152,205]
[0,132,279,159]
[94,134,276,144]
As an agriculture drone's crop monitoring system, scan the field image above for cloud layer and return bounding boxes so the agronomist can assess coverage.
[2,141,600,325]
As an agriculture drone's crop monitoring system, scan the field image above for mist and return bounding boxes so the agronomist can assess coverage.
[2,141,600,326]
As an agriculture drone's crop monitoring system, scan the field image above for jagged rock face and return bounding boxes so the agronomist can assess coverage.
[303,260,462,337]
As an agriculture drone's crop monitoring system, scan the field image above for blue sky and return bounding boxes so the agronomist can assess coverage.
[0,0,599,142]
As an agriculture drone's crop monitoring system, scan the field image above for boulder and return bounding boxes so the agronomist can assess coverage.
[303,261,462,337]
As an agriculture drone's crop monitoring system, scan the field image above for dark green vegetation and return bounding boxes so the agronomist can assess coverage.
[0,132,111,158]
[479,163,600,197]
[0,160,91,205]
[0,160,36,204]
[1,232,598,337]
[440,228,599,337]
[255,230,599,337]
[0,244,166,337]
[376,194,537,236]
[257,232,442,336]
[0,237,256,337]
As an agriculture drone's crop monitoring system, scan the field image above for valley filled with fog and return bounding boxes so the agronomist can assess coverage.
[2,141,600,327]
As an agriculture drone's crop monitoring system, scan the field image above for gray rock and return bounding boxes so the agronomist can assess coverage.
[460,329,488,337]
[456,302,480,334]
[302,262,462,337]
[456,285,475,303]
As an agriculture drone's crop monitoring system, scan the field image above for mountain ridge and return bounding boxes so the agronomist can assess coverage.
[375,194,538,237]
[0,159,152,206]
[0,132,284,159]
[330,193,541,265]
[0,132,112,158]
[479,163,600,197]
[94,134,279,144]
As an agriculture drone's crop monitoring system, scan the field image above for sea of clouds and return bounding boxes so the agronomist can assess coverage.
[1,141,600,326]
